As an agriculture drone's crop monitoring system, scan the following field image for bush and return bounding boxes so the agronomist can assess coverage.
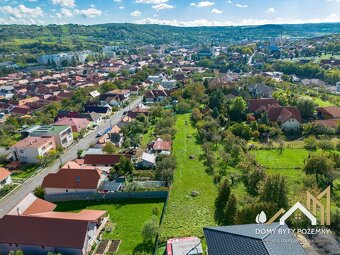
[152,207,160,216]
[34,186,45,199]
[318,140,334,151]
[304,136,317,150]
[141,216,159,243]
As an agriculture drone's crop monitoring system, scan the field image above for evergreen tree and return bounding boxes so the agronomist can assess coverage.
[223,194,237,225]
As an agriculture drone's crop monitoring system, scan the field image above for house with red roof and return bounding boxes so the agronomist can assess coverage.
[1,193,107,255]
[152,138,172,154]
[246,98,279,112]
[317,106,340,120]
[0,168,11,189]
[54,117,90,133]
[42,168,105,195]
[267,106,302,132]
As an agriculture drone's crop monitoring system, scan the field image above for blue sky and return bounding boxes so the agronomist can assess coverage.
[0,0,339,26]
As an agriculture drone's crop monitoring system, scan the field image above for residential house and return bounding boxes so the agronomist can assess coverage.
[152,139,172,154]
[144,89,168,104]
[161,79,177,90]
[301,78,325,87]
[129,85,140,95]
[108,125,124,147]
[81,154,131,168]
[204,223,307,255]
[57,111,102,125]
[54,118,90,133]
[84,103,112,115]
[42,168,105,195]
[247,98,279,112]
[127,105,149,119]
[0,193,107,255]
[267,106,302,132]
[248,84,274,98]
[30,125,74,148]
[117,116,133,128]
[0,168,11,189]
[139,152,156,169]
[317,106,340,120]
[11,136,56,164]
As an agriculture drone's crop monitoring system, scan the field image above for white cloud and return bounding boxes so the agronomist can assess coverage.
[51,0,75,8]
[74,8,102,18]
[118,6,124,9]
[326,0,340,2]
[211,8,222,14]
[0,4,43,18]
[136,18,232,26]
[136,14,340,27]
[197,1,214,7]
[226,0,232,3]
[113,0,122,2]
[152,3,174,10]
[56,7,73,18]
[28,0,39,2]
[135,0,168,3]
[190,3,196,6]
[265,7,275,13]
[235,3,248,8]
[130,10,142,16]
[90,4,95,8]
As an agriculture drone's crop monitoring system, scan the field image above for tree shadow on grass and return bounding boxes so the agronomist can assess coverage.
[132,241,154,254]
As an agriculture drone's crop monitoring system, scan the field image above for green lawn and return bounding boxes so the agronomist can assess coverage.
[11,164,40,180]
[252,148,310,169]
[56,199,165,255]
[311,97,334,107]
[160,114,217,241]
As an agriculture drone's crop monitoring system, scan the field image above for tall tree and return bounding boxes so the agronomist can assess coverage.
[260,175,288,210]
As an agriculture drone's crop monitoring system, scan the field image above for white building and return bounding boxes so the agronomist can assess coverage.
[11,137,56,164]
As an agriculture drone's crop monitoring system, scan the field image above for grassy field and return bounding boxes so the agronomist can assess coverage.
[252,148,309,169]
[56,199,165,255]
[159,114,217,241]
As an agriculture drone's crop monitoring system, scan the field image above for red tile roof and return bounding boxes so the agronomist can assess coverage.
[0,168,11,182]
[153,140,172,151]
[0,215,89,249]
[83,154,131,165]
[12,136,55,149]
[247,98,279,112]
[314,119,340,128]
[54,117,89,132]
[267,106,302,123]
[31,210,106,222]
[22,198,57,216]
[41,168,101,189]
[317,106,340,119]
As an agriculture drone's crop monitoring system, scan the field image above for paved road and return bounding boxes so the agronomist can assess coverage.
[248,51,256,66]
[0,97,142,217]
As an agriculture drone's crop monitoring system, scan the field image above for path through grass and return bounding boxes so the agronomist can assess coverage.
[160,114,217,240]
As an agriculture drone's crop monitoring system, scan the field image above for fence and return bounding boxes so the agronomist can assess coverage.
[44,191,168,202]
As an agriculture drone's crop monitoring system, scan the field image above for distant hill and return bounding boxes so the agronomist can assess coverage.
[0,22,339,55]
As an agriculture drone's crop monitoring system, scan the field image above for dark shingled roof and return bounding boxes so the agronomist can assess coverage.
[0,215,89,249]
[204,223,307,255]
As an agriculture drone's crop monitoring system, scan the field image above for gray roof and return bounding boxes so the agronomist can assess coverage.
[204,223,307,255]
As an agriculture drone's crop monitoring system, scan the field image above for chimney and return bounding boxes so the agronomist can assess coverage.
[16,207,21,215]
